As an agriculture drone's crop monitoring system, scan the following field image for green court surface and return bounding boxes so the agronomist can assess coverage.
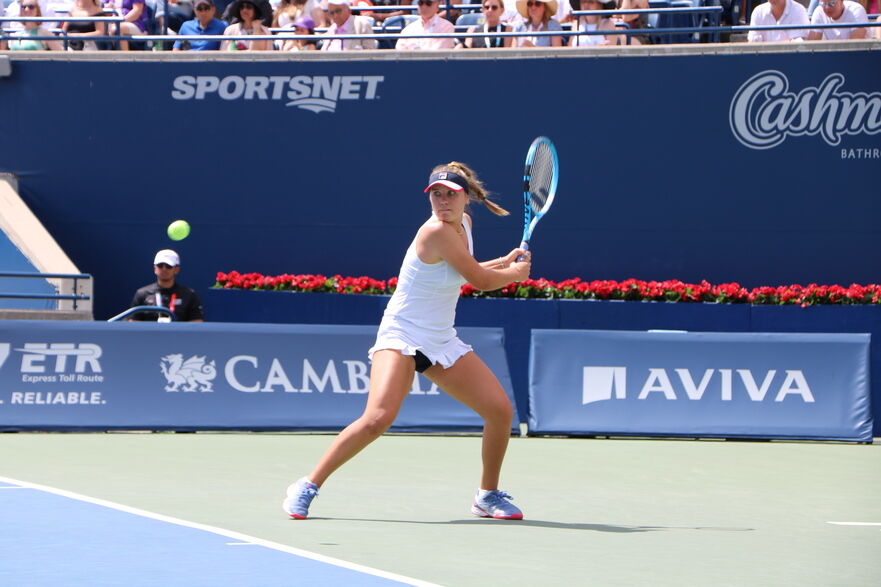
[1,433,879,586]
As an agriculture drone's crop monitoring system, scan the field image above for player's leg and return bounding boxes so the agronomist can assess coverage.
[424,352,522,519]
[284,350,415,519]
[308,349,416,486]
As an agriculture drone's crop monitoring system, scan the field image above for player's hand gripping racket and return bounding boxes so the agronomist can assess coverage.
[517,136,559,261]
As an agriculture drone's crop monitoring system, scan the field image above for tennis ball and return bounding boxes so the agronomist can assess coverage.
[167,220,191,241]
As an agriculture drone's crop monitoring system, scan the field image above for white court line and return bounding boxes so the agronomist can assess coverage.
[0,475,439,587]
[827,522,881,526]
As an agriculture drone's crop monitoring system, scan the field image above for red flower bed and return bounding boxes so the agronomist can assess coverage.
[214,271,881,306]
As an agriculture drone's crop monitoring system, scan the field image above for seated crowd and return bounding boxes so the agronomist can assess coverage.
[0,0,878,51]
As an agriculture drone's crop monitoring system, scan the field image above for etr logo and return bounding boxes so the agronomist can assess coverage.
[16,343,103,374]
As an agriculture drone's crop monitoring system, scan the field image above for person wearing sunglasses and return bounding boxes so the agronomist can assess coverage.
[512,0,563,47]
[221,0,273,49]
[0,1,63,50]
[746,0,809,42]
[173,0,228,50]
[807,0,868,39]
[458,0,513,48]
[129,250,204,322]
[395,0,456,50]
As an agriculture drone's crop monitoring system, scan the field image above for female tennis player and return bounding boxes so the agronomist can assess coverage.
[283,162,531,520]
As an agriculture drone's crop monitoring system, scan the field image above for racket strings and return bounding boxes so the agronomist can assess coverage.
[528,143,555,214]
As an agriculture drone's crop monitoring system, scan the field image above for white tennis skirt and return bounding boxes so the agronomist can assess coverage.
[368,321,472,370]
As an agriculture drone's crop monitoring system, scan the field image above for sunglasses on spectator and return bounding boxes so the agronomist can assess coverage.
[417,0,435,5]
[156,263,174,269]
[195,4,212,9]
[328,7,345,14]
[483,3,500,9]
[19,3,38,9]
[819,0,837,5]
[526,1,544,6]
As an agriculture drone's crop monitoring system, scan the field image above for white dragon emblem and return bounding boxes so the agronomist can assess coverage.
[160,354,217,392]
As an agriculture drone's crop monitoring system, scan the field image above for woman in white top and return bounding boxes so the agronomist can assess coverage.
[569,0,620,46]
[283,162,532,521]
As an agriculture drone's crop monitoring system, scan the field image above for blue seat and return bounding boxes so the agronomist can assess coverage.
[378,14,419,49]
[648,0,670,44]
[455,12,485,28]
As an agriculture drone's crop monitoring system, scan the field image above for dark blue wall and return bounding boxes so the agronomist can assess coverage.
[0,51,878,320]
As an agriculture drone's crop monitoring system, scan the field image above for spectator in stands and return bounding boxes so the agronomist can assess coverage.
[221,0,271,25]
[321,0,377,50]
[3,0,56,35]
[130,250,204,322]
[149,0,195,33]
[458,0,513,47]
[63,0,105,50]
[512,0,563,46]
[272,0,300,27]
[173,0,228,49]
[747,0,809,41]
[807,0,874,19]
[221,0,274,49]
[0,1,63,49]
[395,0,456,49]
[614,0,650,44]
[106,0,150,49]
[364,0,405,24]
[808,0,868,39]
[569,0,618,45]
[280,14,317,50]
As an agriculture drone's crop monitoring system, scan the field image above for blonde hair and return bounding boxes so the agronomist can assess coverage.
[432,161,509,217]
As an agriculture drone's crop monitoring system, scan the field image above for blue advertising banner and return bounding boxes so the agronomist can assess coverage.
[0,321,515,432]
[528,330,872,442]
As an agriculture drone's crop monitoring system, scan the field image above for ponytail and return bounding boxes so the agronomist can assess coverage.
[432,161,510,217]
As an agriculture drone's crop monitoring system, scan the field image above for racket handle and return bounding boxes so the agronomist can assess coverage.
[517,241,530,262]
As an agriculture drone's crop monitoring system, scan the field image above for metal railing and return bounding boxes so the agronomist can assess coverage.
[1,10,879,48]
[107,305,175,322]
[0,272,92,312]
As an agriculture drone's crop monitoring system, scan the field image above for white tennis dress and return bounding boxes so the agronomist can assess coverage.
[368,216,474,368]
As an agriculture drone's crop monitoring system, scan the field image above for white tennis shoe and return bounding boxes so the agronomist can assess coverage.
[282,477,319,520]
[471,489,523,520]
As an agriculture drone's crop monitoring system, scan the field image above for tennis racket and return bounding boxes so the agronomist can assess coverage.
[518,136,559,260]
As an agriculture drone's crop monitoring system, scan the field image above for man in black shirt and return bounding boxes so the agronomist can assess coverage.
[130,249,205,321]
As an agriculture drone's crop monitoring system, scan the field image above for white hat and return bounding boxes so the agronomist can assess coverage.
[516,0,557,18]
[154,249,180,267]
[326,0,350,5]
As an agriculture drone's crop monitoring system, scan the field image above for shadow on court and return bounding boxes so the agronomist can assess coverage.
[306,517,755,533]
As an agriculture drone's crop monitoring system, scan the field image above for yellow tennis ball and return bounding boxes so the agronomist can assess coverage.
[167,220,190,241]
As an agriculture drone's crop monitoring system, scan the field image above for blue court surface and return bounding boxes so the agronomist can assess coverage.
[0,478,432,586]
